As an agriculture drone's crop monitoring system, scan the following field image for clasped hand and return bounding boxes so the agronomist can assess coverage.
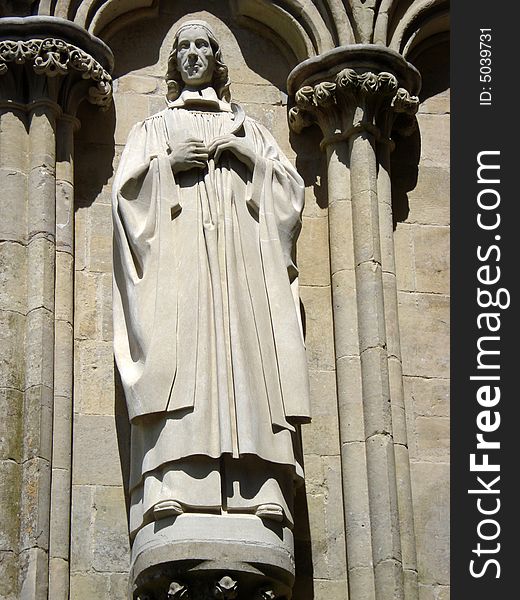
[169,135,255,173]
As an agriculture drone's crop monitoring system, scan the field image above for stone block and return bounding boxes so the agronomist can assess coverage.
[411,461,450,586]
[0,550,18,600]
[55,251,74,324]
[23,385,53,462]
[26,236,55,314]
[0,309,25,391]
[232,83,283,106]
[109,573,129,599]
[70,485,94,572]
[413,225,450,294]
[329,200,355,273]
[313,578,349,600]
[115,74,159,95]
[336,355,364,443]
[415,416,449,460]
[302,413,340,456]
[74,207,87,272]
[24,307,55,390]
[92,486,130,573]
[27,165,56,240]
[70,572,110,600]
[0,168,27,242]
[403,376,449,418]
[0,461,21,551]
[417,114,450,168]
[72,415,122,486]
[394,223,415,291]
[406,166,450,226]
[331,269,358,359]
[75,341,115,415]
[308,369,338,418]
[0,241,26,313]
[298,216,330,287]
[87,203,113,273]
[54,320,73,399]
[19,456,51,551]
[0,388,23,462]
[114,93,150,146]
[56,180,74,252]
[398,292,449,379]
[299,285,335,372]
[0,109,27,171]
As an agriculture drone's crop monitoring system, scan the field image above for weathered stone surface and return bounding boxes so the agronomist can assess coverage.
[24,307,55,390]
[75,272,113,342]
[0,241,27,314]
[404,376,449,418]
[398,292,450,379]
[298,216,330,287]
[415,417,449,460]
[0,169,27,242]
[0,550,18,600]
[411,461,450,586]
[23,384,53,462]
[72,415,122,486]
[0,388,23,462]
[70,572,110,599]
[300,285,335,372]
[403,166,450,226]
[0,461,21,551]
[92,486,130,573]
[19,456,51,551]
[75,341,115,415]
[87,203,113,273]
[413,226,450,295]
[394,224,415,291]
[70,486,94,573]
[0,310,25,391]
[417,114,450,168]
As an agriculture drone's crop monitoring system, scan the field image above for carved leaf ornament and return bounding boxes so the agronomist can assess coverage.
[0,37,112,107]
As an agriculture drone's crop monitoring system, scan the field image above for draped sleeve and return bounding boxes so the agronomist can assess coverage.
[112,115,181,420]
[245,119,311,423]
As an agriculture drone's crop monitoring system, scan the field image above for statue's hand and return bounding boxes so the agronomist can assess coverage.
[168,137,209,173]
[208,135,256,171]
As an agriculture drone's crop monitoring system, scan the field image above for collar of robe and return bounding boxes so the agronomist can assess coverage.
[168,86,233,112]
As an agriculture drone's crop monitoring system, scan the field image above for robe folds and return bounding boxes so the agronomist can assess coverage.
[112,104,311,533]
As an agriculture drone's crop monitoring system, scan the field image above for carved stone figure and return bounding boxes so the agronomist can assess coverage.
[112,20,310,595]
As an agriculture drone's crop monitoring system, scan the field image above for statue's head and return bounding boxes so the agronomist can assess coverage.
[166,20,231,102]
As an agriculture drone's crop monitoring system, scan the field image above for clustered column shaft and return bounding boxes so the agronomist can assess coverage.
[288,48,420,600]
[0,25,112,599]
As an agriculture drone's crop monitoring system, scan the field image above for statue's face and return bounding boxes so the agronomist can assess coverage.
[176,27,215,88]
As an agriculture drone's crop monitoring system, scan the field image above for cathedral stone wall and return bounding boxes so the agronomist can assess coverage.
[0,3,450,600]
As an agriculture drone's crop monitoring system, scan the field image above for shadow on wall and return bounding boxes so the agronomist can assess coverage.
[391,38,450,228]
[74,100,116,209]
[106,0,295,90]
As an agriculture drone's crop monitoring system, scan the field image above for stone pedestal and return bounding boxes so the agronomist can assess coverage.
[131,515,294,600]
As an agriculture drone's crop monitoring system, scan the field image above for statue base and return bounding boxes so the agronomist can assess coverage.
[130,513,295,600]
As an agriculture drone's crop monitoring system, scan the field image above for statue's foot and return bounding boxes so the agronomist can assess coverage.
[255,503,284,522]
[153,500,184,519]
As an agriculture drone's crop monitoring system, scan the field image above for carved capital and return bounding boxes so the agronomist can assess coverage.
[0,37,112,111]
[287,45,420,149]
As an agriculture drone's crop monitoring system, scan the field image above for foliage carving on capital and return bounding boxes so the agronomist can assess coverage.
[0,38,112,109]
[289,67,419,147]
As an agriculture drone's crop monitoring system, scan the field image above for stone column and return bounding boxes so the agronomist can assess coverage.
[0,17,112,599]
[288,46,420,600]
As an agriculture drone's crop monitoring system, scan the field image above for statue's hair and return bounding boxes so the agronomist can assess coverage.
[165,22,231,102]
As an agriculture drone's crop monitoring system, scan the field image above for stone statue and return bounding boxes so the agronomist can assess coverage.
[112,19,310,597]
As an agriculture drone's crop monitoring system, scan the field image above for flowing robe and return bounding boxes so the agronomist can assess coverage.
[112,102,310,535]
